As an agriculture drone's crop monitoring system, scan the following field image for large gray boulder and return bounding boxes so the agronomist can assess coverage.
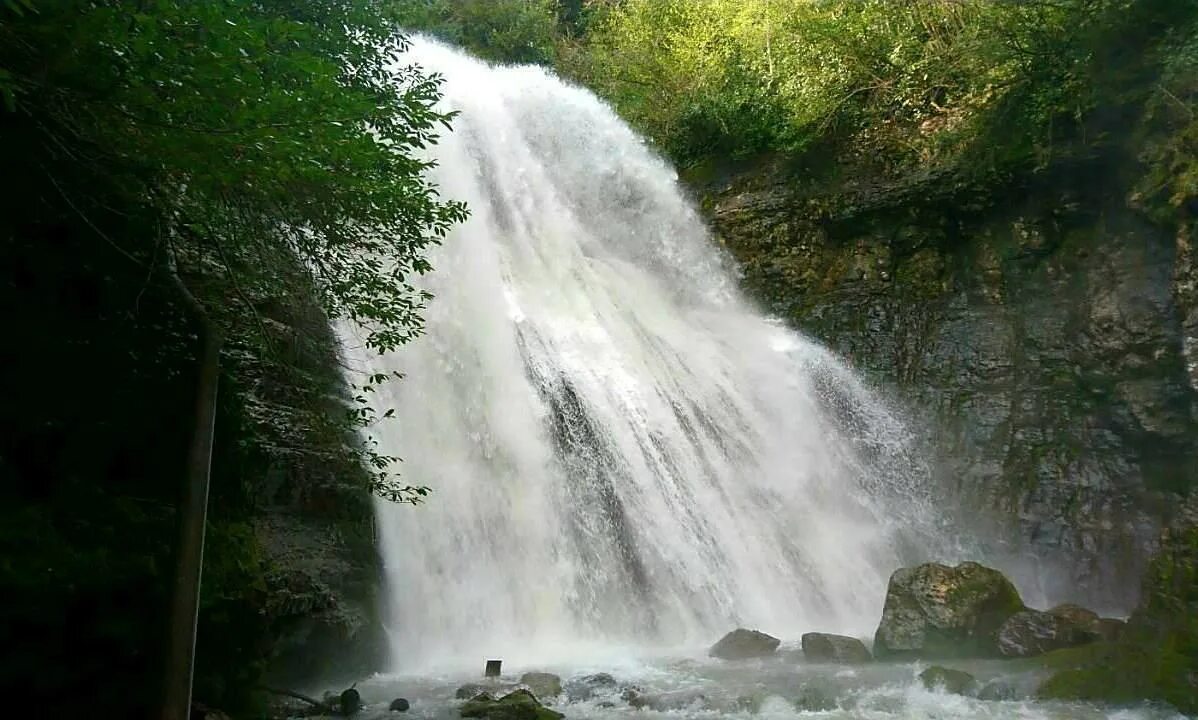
[873,562,1026,658]
[708,628,781,660]
[800,632,872,663]
[997,609,1093,657]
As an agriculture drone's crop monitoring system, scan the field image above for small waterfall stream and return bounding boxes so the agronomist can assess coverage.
[341,39,949,674]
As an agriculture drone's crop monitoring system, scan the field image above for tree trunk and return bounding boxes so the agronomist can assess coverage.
[162,273,222,720]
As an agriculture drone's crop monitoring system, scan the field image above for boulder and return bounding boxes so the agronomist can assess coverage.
[1047,603,1099,627]
[564,672,617,702]
[625,688,709,711]
[976,679,1018,701]
[460,689,564,720]
[518,672,562,699]
[389,697,410,712]
[919,666,977,695]
[793,686,838,712]
[997,609,1093,657]
[1049,603,1124,642]
[339,687,362,715]
[708,628,781,660]
[457,683,495,700]
[873,561,1026,658]
[1092,617,1126,642]
[800,632,872,663]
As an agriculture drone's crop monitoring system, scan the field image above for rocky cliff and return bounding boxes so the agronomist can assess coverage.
[698,150,1198,610]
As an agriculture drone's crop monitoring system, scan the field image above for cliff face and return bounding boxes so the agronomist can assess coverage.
[701,156,1198,610]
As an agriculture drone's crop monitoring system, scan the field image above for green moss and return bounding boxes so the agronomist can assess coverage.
[1037,643,1195,712]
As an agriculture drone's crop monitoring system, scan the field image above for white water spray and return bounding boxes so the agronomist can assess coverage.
[342,39,946,673]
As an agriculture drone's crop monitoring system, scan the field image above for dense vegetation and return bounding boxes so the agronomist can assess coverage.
[1,0,464,715]
[398,0,1197,192]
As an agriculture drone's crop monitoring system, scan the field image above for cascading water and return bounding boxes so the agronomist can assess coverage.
[340,39,949,674]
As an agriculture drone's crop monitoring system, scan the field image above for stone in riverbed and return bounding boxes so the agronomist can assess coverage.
[919,666,977,695]
[457,683,495,699]
[519,672,562,699]
[997,609,1094,657]
[800,632,872,663]
[1047,604,1125,642]
[873,561,1026,659]
[460,689,564,720]
[709,628,781,659]
[564,672,617,701]
[390,697,411,712]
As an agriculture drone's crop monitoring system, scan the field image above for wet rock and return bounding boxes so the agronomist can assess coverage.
[1048,604,1123,642]
[564,673,617,702]
[800,632,872,663]
[460,689,564,720]
[339,688,362,715]
[873,562,1026,658]
[977,679,1019,701]
[389,698,410,712]
[794,686,838,712]
[626,688,709,711]
[997,609,1093,657]
[919,666,977,695]
[457,683,493,700]
[518,672,562,699]
[1093,617,1126,642]
[709,628,781,659]
[1047,603,1099,627]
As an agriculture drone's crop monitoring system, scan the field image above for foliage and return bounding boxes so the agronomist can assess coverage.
[1,0,469,714]
[1,0,468,501]
[390,0,563,65]
[560,0,1197,174]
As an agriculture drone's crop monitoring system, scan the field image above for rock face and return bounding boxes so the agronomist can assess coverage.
[460,689,564,720]
[518,673,562,699]
[709,628,781,659]
[996,609,1092,657]
[919,666,977,695]
[800,633,872,663]
[873,562,1026,658]
[701,154,1198,608]
[1038,511,1198,713]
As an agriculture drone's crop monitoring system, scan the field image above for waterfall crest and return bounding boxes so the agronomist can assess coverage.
[341,39,944,672]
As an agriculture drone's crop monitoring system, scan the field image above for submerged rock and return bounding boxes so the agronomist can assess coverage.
[564,672,617,702]
[626,688,709,711]
[919,666,977,695]
[389,697,410,712]
[997,609,1093,657]
[709,628,781,659]
[793,685,838,712]
[339,687,362,715]
[460,689,564,720]
[457,683,499,700]
[873,562,1026,658]
[519,672,562,699]
[800,632,872,663]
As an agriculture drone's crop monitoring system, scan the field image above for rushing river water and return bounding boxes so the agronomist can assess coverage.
[334,38,1180,720]
[340,651,1184,720]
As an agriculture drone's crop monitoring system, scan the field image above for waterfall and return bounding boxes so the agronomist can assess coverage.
[341,39,945,673]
